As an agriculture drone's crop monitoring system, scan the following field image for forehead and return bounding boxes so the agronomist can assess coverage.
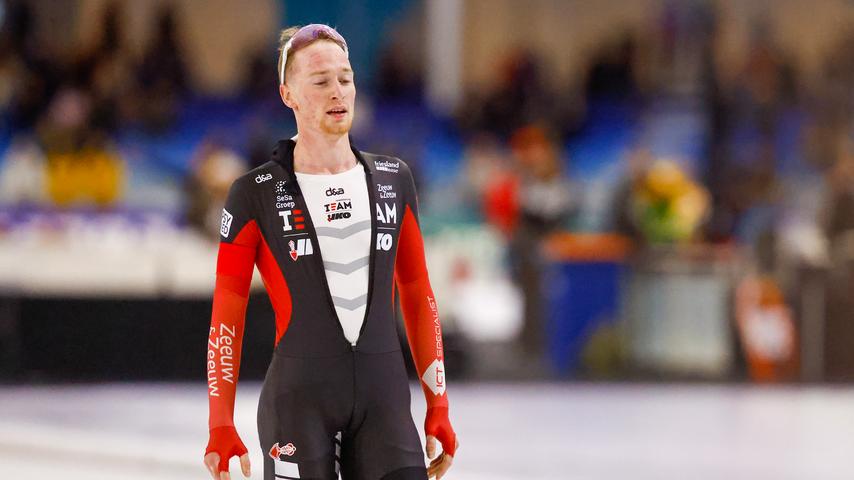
[291,40,351,76]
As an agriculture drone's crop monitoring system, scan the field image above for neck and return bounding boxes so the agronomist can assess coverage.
[293,130,356,174]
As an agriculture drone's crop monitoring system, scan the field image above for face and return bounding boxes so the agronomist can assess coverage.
[280,40,355,137]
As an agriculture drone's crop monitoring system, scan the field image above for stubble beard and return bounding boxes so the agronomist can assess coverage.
[321,114,353,136]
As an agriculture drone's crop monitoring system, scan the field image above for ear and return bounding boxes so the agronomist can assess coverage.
[280,84,297,110]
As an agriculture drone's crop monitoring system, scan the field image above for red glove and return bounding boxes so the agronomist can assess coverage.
[425,406,457,456]
[205,426,248,473]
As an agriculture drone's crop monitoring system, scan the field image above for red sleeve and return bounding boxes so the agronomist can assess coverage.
[207,220,260,430]
[205,181,260,472]
[394,168,457,456]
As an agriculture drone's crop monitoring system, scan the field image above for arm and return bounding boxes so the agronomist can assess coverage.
[204,181,260,477]
[394,165,457,459]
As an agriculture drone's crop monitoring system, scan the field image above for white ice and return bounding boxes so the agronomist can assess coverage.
[1,382,853,479]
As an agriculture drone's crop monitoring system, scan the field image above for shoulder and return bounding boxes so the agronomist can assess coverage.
[359,151,419,207]
[230,160,281,193]
[358,151,413,177]
[359,152,417,197]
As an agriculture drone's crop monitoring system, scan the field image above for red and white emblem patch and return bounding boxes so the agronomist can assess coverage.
[288,238,313,261]
[421,359,446,396]
[269,442,297,459]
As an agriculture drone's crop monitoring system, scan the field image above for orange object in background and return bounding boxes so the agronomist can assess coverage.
[542,232,633,262]
[46,149,124,207]
[735,275,799,382]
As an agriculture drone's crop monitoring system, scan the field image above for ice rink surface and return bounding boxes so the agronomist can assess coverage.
[2,382,854,479]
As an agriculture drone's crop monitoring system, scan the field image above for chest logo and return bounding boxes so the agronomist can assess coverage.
[325,199,353,222]
[376,202,397,224]
[279,210,305,232]
[377,184,397,199]
[288,238,313,261]
[375,160,399,173]
[220,209,233,237]
[275,193,295,210]
[376,233,393,251]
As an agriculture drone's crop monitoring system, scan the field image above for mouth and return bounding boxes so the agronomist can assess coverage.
[327,107,348,117]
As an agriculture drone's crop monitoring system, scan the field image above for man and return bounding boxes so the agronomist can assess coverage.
[203,24,458,480]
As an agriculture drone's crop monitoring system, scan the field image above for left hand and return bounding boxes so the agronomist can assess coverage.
[426,434,460,479]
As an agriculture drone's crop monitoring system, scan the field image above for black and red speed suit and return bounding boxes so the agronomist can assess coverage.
[205,139,455,480]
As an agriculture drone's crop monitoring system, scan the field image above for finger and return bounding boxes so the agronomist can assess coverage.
[239,453,251,477]
[433,453,454,479]
[427,452,453,476]
[427,453,444,478]
[425,435,437,459]
[204,453,220,480]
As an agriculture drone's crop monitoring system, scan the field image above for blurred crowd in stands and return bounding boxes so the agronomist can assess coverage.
[0,2,187,206]
[0,0,852,376]
[1,2,850,243]
[458,8,853,254]
[446,3,852,373]
[0,1,283,219]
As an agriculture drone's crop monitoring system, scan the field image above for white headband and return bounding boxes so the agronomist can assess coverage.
[279,37,295,85]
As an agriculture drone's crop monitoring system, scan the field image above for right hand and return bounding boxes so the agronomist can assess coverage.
[424,406,458,479]
[204,426,251,480]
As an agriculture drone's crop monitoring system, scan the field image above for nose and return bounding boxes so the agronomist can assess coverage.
[331,79,345,99]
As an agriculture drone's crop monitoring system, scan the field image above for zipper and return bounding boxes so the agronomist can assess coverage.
[356,165,378,346]
[292,158,376,351]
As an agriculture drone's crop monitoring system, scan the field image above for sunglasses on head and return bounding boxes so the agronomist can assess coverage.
[279,24,349,84]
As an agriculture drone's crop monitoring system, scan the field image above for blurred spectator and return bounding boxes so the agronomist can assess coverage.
[376,43,422,101]
[240,46,279,103]
[585,33,639,102]
[134,6,189,132]
[0,134,46,205]
[822,138,854,249]
[0,1,60,130]
[184,137,247,239]
[708,29,798,242]
[484,126,575,358]
[245,118,276,170]
[460,50,562,141]
[817,29,854,129]
[629,159,709,244]
[0,19,23,114]
[735,274,798,382]
[736,27,798,138]
[75,2,134,134]
[36,86,125,207]
[701,13,731,243]
[46,132,124,207]
[458,132,510,221]
[611,147,653,242]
